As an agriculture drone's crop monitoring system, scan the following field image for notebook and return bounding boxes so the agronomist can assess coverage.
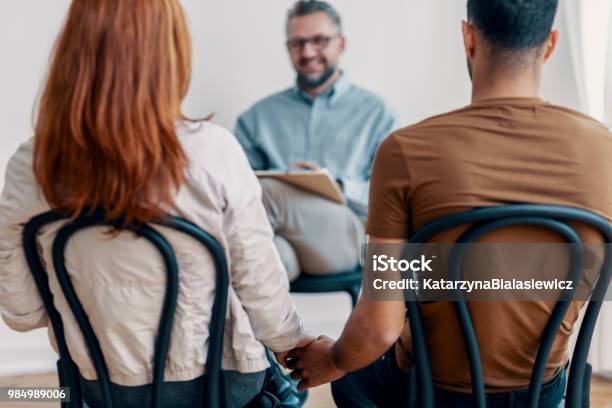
[255,168,346,205]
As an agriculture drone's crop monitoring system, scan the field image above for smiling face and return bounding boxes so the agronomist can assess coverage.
[286,11,345,89]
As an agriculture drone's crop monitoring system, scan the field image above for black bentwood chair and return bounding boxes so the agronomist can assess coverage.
[403,204,612,408]
[289,267,362,308]
[23,210,236,408]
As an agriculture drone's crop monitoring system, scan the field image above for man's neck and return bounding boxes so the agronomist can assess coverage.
[471,71,541,103]
[301,70,341,98]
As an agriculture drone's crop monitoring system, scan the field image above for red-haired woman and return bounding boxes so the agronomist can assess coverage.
[0,1,310,406]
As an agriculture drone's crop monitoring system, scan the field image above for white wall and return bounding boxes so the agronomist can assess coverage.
[0,0,584,376]
[0,1,581,183]
[581,0,611,121]
[181,0,580,129]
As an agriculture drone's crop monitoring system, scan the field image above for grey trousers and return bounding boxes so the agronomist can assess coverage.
[260,178,363,281]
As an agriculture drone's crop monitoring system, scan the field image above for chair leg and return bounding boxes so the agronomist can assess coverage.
[57,359,83,408]
[582,363,592,408]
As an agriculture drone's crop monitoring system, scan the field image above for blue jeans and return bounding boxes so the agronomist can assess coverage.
[80,369,267,408]
[331,348,566,408]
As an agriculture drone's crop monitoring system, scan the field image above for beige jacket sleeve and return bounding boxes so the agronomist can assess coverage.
[192,131,304,353]
[0,139,50,331]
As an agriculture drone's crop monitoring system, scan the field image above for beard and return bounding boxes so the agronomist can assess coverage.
[297,65,338,89]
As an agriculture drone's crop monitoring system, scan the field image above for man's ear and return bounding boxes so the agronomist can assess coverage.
[462,21,476,60]
[338,35,346,53]
[542,30,559,63]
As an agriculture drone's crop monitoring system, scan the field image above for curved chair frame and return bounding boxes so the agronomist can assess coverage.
[23,210,230,408]
[404,204,612,408]
[290,267,362,308]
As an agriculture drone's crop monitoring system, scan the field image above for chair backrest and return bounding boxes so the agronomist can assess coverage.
[22,210,230,408]
[404,204,612,408]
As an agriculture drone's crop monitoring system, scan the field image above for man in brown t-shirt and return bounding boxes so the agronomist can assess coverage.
[282,0,612,406]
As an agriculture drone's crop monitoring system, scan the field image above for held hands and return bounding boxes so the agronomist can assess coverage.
[275,335,315,368]
[282,335,346,391]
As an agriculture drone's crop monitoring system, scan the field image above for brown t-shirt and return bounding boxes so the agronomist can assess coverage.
[366,97,612,393]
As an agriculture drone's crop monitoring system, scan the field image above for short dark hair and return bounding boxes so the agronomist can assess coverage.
[467,0,559,50]
[287,1,342,34]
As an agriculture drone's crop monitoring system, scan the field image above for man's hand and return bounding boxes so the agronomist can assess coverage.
[275,335,315,368]
[288,335,346,391]
[289,161,320,170]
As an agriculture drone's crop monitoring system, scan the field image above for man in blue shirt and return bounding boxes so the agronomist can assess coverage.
[235,0,396,281]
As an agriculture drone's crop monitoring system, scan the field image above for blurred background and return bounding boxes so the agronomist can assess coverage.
[0,0,610,396]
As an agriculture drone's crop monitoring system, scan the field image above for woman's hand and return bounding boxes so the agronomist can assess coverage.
[275,334,315,368]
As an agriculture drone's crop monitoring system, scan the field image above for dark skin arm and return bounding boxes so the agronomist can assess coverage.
[288,237,407,390]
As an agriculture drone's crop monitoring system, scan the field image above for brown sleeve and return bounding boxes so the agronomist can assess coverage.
[365,133,411,239]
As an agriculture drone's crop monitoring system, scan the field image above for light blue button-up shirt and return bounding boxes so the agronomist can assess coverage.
[234,74,397,216]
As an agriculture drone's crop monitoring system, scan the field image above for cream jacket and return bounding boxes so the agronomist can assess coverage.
[0,122,303,386]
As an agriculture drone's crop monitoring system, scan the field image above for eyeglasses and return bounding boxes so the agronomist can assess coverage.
[286,35,339,53]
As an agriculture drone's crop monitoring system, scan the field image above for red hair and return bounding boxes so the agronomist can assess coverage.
[34,0,192,224]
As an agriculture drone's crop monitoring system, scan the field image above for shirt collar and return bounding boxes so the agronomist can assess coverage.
[469,96,546,107]
[293,72,351,105]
